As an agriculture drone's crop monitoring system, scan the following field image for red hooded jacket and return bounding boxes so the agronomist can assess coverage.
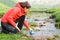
[1,3,30,29]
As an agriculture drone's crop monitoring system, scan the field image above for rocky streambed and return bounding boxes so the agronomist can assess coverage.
[25,12,60,40]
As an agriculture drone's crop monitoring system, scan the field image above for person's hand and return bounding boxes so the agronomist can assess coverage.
[15,24,21,32]
[15,26,21,32]
[29,27,33,31]
[29,30,35,35]
[15,23,21,32]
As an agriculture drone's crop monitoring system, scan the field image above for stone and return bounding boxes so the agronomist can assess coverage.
[43,22,46,24]
[39,23,46,28]
[34,19,40,21]
[49,15,55,19]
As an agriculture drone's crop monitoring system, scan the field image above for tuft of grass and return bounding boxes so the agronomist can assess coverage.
[55,22,60,29]
[28,22,37,27]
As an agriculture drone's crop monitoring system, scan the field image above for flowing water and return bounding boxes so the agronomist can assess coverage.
[25,12,60,38]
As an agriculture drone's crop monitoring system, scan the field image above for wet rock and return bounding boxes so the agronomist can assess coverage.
[26,17,30,19]
[39,23,46,28]
[49,15,56,19]
[34,19,40,21]
[43,22,46,24]
[44,18,54,23]
[48,19,54,23]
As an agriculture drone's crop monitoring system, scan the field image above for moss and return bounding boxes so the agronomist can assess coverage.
[55,15,60,22]
[28,22,37,27]
[55,22,60,29]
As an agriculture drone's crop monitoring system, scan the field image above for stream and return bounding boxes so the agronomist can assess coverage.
[25,12,60,38]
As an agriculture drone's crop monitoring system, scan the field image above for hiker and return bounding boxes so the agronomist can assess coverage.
[1,1,34,34]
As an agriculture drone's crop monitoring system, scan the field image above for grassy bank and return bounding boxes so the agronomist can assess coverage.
[0,3,10,18]
[0,33,32,40]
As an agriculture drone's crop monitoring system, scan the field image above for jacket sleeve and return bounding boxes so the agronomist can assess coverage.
[23,20,30,29]
[7,17,16,27]
[7,8,20,27]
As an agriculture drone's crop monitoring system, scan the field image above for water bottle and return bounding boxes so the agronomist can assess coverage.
[29,31,35,35]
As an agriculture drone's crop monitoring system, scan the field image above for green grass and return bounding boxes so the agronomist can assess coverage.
[0,0,16,7]
[0,2,11,18]
[28,22,37,27]
[0,33,32,40]
[55,22,60,29]
[0,2,10,11]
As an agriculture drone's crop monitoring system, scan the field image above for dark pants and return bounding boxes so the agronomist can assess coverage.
[1,15,25,34]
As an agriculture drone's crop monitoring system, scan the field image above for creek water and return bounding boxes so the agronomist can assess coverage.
[25,12,60,37]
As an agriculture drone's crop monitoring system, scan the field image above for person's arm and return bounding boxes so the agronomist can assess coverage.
[7,16,16,27]
[23,20,32,30]
[7,7,21,27]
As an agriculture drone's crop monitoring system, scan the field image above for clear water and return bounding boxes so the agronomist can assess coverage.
[26,12,60,37]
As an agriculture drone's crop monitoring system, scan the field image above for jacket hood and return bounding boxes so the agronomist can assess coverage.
[15,3,25,13]
[15,3,21,8]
